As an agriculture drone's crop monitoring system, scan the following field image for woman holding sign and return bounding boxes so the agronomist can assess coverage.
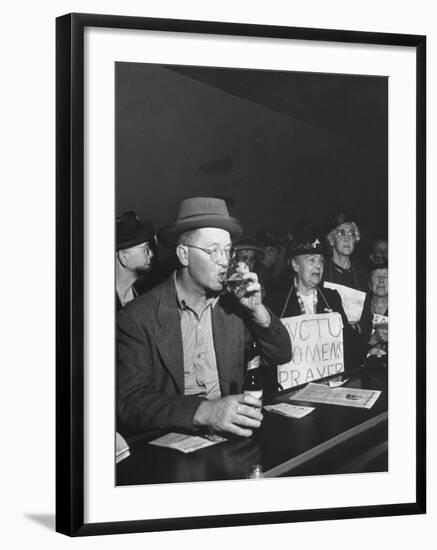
[264,229,364,379]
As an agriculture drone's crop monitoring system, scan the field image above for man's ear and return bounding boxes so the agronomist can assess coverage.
[327,234,334,247]
[291,258,299,273]
[176,244,189,267]
[117,250,128,268]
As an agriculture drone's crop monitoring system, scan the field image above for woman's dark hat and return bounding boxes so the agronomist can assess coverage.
[158,197,243,248]
[326,210,357,234]
[116,211,155,251]
[289,230,327,258]
[369,260,388,274]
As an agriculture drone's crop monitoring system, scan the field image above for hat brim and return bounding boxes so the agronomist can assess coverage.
[158,216,243,249]
[234,244,265,259]
[327,217,356,235]
[291,246,327,258]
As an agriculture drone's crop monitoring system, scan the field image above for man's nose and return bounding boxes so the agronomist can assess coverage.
[218,255,230,267]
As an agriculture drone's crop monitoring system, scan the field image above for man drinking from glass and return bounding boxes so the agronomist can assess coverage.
[117,197,291,441]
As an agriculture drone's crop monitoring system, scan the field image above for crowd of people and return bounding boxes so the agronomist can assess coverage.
[115,197,388,443]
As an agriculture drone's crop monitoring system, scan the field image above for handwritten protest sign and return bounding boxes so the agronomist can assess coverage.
[323,281,366,323]
[278,312,344,389]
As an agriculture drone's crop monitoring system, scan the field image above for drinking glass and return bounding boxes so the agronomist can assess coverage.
[222,259,251,298]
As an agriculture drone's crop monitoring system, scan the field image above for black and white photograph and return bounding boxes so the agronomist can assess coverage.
[2,0,434,547]
[53,10,425,538]
[114,61,389,486]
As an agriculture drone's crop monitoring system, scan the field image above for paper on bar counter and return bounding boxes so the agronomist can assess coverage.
[264,403,315,418]
[290,383,381,409]
[328,378,349,388]
[115,432,130,464]
[149,432,227,453]
[312,375,350,388]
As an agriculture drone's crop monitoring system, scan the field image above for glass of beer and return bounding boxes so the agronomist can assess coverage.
[221,259,251,298]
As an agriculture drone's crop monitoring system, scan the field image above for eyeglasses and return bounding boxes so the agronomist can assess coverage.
[184,244,235,263]
[335,229,357,240]
[131,242,153,254]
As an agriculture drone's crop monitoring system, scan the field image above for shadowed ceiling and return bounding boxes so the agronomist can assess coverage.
[116,62,387,256]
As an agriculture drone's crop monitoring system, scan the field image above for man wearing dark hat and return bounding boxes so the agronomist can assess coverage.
[256,230,293,313]
[116,211,156,310]
[233,237,264,271]
[256,230,290,285]
[117,197,291,440]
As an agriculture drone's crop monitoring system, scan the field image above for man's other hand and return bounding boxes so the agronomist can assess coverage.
[193,393,263,437]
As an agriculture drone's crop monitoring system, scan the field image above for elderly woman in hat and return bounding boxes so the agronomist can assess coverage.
[116,197,291,441]
[323,210,372,345]
[276,229,349,320]
[324,211,368,292]
[265,227,366,370]
[116,211,156,310]
[365,261,389,366]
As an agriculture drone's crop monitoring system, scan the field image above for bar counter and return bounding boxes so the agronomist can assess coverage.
[117,365,388,485]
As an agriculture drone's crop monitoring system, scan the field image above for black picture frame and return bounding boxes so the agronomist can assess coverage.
[56,12,426,537]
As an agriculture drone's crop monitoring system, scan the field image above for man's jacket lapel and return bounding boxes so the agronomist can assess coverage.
[212,302,239,394]
[154,277,185,394]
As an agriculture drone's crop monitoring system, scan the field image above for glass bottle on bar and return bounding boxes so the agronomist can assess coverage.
[243,340,264,402]
[248,464,264,479]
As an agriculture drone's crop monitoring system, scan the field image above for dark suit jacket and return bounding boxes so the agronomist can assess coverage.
[117,275,291,439]
[116,279,151,312]
[323,257,369,293]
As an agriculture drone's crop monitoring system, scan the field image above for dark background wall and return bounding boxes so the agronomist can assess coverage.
[116,62,387,263]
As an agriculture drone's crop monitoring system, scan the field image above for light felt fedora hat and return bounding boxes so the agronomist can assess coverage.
[158,197,243,248]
